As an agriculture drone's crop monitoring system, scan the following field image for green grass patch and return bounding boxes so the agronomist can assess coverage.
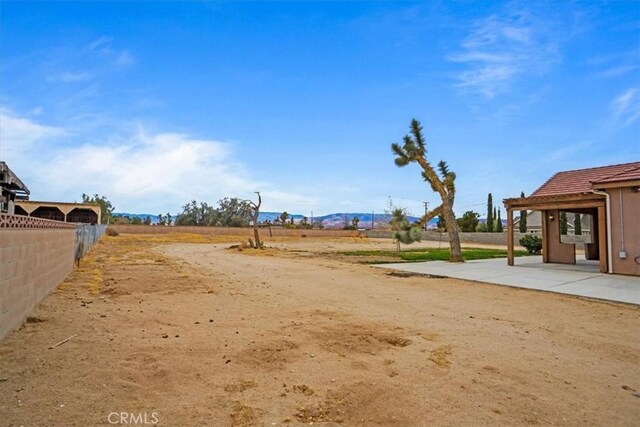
[340,247,529,262]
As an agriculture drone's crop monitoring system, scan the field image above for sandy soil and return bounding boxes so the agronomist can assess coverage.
[0,233,638,426]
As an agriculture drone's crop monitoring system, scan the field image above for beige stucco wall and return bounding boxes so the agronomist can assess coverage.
[607,187,639,276]
[544,209,576,264]
[0,229,76,340]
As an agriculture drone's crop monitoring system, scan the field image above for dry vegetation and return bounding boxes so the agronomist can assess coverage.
[0,232,638,426]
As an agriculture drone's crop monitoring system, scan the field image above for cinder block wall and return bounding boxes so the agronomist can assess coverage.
[110,224,362,238]
[365,230,527,246]
[0,229,76,340]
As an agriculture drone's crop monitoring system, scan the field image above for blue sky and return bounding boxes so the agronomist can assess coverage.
[1,1,639,217]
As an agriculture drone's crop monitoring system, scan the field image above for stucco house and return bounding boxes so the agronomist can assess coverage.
[0,162,101,224]
[0,162,30,214]
[504,161,640,276]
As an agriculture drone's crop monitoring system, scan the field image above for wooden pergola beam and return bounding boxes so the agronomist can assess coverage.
[505,200,605,212]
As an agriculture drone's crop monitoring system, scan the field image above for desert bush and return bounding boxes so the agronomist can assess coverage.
[519,234,542,254]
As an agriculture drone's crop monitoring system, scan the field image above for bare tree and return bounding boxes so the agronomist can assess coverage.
[242,192,263,249]
[391,119,463,262]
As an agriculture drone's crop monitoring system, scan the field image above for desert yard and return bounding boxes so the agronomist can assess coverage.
[0,233,638,426]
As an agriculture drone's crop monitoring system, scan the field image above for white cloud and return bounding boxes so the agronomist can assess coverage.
[260,190,317,212]
[448,8,560,98]
[116,51,135,67]
[612,88,640,125]
[0,111,320,214]
[0,109,67,158]
[86,36,113,53]
[597,65,639,78]
[36,130,261,212]
[47,71,95,83]
[546,140,595,162]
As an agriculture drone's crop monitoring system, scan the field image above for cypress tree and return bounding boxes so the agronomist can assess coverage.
[560,212,568,235]
[493,206,497,232]
[496,208,503,232]
[487,193,493,232]
[519,191,527,233]
[574,213,582,235]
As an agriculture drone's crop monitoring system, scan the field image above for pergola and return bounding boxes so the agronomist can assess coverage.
[503,162,640,275]
[504,193,607,272]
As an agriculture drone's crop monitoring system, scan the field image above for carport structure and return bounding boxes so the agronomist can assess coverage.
[15,200,101,224]
[504,162,640,276]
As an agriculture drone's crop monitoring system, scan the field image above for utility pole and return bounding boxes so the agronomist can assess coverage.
[311,210,313,229]
[371,210,374,230]
[423,201,429,230]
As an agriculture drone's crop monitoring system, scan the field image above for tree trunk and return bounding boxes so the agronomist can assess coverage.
[442,199,463,262]
[252,216,262,249]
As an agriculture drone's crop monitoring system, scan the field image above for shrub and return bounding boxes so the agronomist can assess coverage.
[105,227,119,237]
[519,234,542,254]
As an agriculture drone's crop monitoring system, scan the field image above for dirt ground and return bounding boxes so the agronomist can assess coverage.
[1,233,638,426]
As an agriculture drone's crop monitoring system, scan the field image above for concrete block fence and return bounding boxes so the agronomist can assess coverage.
[365,229,527,246]
[110,224,525,246]
[0,214,106,341]
[110,224,362,238]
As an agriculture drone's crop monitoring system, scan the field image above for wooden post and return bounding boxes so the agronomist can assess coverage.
[507,208,514,266]
[597,204,607,273]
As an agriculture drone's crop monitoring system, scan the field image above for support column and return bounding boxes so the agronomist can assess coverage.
[541,210,548,263]
[597,204,607,273]
[507,209,514,266]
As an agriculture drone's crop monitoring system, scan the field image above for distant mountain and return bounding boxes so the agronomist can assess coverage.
[307,212,429,229]
[256,212,305,222]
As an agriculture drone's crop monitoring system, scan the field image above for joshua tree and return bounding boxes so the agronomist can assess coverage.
[279,211,289,226]
[391,119,463,262]
[352,216,360,229]
[387,202,421,251]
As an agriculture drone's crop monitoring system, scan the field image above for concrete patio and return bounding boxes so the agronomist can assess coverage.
[376,256,640,305]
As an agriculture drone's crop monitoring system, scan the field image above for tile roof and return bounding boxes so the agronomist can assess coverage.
[531,161,640,197]
[591,165,640,184]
